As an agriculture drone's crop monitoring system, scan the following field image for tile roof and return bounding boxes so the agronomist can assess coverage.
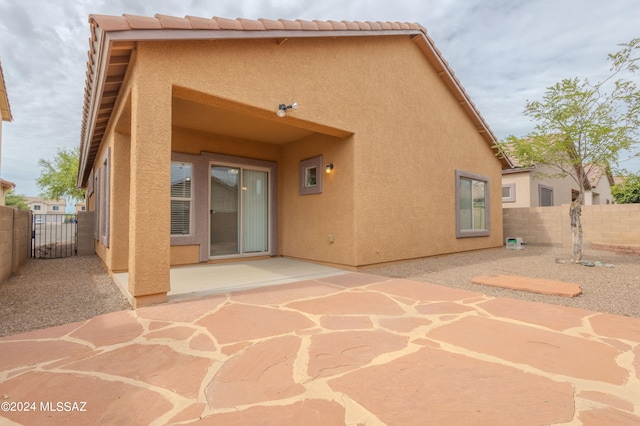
[0,60,12,122]
[78,14,509,185]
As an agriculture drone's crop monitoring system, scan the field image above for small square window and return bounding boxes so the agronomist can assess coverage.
[502,183,516,202]
[299,156,323,195]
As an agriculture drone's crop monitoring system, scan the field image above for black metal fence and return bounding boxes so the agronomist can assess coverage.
[31,214,78,258]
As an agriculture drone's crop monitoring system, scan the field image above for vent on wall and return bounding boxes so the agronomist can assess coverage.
[506,237,523,250]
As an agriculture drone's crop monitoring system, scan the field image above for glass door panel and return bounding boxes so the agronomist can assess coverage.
[242,169,268,253]
[210,166,239,256]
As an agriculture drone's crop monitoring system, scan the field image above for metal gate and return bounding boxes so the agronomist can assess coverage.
[31,214,78,258]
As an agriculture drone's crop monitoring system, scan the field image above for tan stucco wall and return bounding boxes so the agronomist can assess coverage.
[89,34,505,300]
[504,204,640,247]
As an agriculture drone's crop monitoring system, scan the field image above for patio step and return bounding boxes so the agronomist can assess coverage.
[471,274,582,297]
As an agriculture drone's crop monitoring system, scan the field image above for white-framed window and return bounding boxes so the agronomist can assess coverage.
[299,155,323,195]
[539,184,553,206]
[52,205,60,211]
[100,148,110,247]
[456,170,490,238]
[171,161,192,235]
[502,183,516,203]
[33,205,41,211]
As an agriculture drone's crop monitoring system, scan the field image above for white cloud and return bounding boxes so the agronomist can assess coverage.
[0,0,638,196]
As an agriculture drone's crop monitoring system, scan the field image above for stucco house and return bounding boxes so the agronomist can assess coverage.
[0,59,15,206]
[26,197,67,221]
[77,14,511,307]
[502,163,614,208]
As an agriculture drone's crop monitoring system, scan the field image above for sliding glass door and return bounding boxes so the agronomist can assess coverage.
[210,164,269,257]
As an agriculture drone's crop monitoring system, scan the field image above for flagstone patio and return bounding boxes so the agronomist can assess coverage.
[1,272,639,425]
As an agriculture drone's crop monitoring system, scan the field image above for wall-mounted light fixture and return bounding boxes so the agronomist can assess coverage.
[325,163,334,174]
[277,102,297,117]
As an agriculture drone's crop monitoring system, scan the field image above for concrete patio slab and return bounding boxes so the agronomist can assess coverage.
[113,257,346,302]
[1,272,639,425]
[472,273,582,297]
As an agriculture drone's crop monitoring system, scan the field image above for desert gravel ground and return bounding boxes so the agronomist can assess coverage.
[0,256,131,337]
[370,245,640,319]
[0,246,638,338]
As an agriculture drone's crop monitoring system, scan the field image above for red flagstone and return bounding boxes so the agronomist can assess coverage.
[189,333,218,352]
[416,301,477,315]
[320,315,373,330]
[477,297,592,331]
[69,310,143,347]
[428,315,628,384]
[0,321,82,341]
[472,274,582,297]
[578,390,635,413]
[329,345,575,425]
[578,407,640,425]
[286,291,405,315]
[196,303,315,344]
[589,312,640,341]
[0,371,173,425]
[167,402,207,424]
[144,325,196,341]
[197,399,346,425]
[371,278,482,302]
[67,344,212,398]
[137,296,225,323]
[205,335,305,408]
[378,316,433,333]
[308,330,408,378]
[1,271,639,425]
[0,340,92,371]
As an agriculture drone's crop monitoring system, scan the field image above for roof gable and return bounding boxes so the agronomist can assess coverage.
[78,14,509,185]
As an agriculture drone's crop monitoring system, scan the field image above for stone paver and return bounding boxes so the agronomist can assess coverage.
[472,274,582,297]
[1,273,639,425]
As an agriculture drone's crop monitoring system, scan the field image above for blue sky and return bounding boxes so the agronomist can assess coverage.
[0,0,638,197]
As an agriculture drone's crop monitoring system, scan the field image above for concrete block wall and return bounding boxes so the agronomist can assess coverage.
[77,210,95,256]
[0,206,31,284]
[503,204,640,249]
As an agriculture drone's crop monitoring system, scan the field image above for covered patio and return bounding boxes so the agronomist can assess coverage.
[113,257,347,303]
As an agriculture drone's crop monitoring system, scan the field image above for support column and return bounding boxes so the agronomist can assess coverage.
[128,76,171,307]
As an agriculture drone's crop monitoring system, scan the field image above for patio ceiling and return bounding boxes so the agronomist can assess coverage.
[172,97,316,145]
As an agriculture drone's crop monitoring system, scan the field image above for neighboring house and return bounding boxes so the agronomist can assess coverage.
[0,59,14,206]
[502,163,614,208]
[75,202,87,214]
[77,14,511,307]
[26,197,66,222]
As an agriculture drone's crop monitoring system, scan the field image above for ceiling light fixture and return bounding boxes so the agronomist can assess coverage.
[277,102,297,117]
